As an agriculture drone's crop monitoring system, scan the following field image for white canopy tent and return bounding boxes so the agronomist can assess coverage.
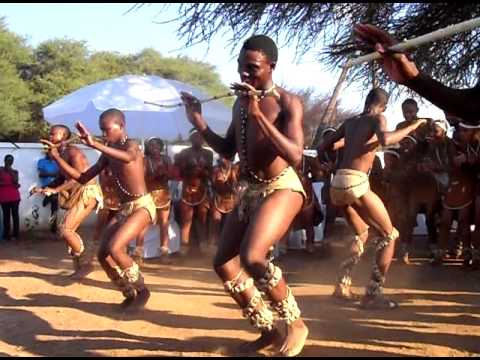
[42,75,232,140]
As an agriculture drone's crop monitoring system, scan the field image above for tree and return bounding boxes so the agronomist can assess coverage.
[131,48,233,106]
[138,3,480,93]
[0,18,35,138]
[0,17,233,140]
[290,87,355,148]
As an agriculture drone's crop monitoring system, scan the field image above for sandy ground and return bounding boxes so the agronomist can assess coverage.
[0,224,479,357]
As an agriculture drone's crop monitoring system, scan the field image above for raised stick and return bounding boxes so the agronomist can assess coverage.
[344,17,480,68]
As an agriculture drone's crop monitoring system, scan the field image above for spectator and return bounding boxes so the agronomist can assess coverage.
[37,152,60,234]
[0,154,21,241]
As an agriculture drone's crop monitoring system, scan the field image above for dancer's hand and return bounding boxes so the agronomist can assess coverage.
[40,139,60,159]
[180,92,206,130]
[230,82,262,117]
[29,186,42,196]
[414,118,428,128]
[354,24,420,84]
[75,121,95,147]
[43,187,57,196]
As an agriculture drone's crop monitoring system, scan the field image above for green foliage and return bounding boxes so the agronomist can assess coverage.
[0,18,232,140]
[0,59,33,136]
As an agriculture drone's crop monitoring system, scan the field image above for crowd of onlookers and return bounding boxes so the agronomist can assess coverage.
[2,103,479,271]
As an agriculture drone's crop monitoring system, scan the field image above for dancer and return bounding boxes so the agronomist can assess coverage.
[209,156,239,245]
[137,137,173,264]
[41,109,155,311]
[181,35,308,357]
[33,125,102,279]
[174,130,213,254]
[317,88,426,309]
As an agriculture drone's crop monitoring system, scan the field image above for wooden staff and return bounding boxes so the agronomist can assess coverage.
[144,92,235,108]
[144,83,281,108]
[344,17,480,68]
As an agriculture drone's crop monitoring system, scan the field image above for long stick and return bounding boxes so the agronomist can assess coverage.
[144,92,234,108]
[310,65,350,147]
[344,17,480,68]
[144,85,281,109]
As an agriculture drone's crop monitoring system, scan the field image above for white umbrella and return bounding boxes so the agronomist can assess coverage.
[42,75,232,141]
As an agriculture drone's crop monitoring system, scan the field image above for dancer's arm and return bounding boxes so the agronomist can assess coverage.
[316,123,345,159]
[374,115,426,147]
[40,140,108,185]
[354,24,480,124]
[231,83,304,167]
[181,91,237,159]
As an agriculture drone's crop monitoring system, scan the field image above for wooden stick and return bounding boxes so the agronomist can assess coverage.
[144,84,281,108]
[144,92,234,108]
[344,17,480,68]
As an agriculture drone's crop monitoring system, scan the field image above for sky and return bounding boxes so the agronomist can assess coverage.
[1,3,447,129]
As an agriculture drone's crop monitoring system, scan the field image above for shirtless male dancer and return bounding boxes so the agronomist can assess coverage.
[174,130,213,254]
[33,124,102,280]
[137,137,173,264]
[181,35,308,357]
[210,156,240,245]
[317,88,426,309]
[41,109,156,311]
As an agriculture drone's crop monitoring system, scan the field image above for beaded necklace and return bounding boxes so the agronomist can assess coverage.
[113,136,146,198]
[239,84,289,184]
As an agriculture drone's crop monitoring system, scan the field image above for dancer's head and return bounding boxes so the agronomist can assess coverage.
[364,88,389,114]
[145,137,165,157]
[189,129,204,150]
[238,35,277,89]
[49,124,71,144]
[99,108,126,144]
[401,98,418,122]
[432,119,448,140]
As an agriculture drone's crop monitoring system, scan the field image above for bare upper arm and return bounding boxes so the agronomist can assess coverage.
[67,147,90,172]
[80,154,108,183]
[373,114,388,140]
[126,140,142,161]
[282,93,304,148]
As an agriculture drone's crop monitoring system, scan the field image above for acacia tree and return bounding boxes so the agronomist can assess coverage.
[132,3,480,92]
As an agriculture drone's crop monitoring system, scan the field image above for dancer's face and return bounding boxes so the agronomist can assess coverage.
[190,132,204,149]
[402,103,418,122]
[400,138,415,154]
[49,127,68,144]
[100,116,125,144]
[237,49,274,89]
[432,125,445,140]
[147,141,163,158]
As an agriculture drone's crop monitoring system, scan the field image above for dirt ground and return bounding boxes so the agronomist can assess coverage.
[0,224,479,357]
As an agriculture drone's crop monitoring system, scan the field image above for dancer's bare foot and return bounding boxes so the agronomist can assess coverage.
[237,328,282,355]
[120,288,151,313]
[69,263,94,280]
[278,319,309,357]
[359,294,398,310]
[332,285,361,302]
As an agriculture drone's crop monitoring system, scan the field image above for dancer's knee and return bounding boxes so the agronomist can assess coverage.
[240,251,267,277]
[109,241,124,258]
[376,227,399,252]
